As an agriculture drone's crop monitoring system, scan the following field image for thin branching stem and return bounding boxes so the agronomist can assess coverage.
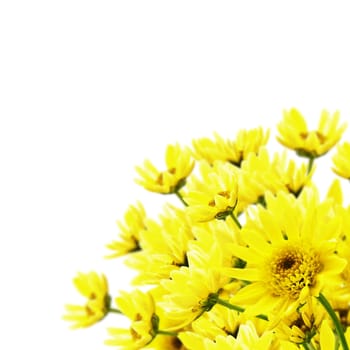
[157,330,178,337]
[175,191,188,206]
[229,212,242,229]
[216,297,268,321]
[307,157,314,174]
[108,308,122,314]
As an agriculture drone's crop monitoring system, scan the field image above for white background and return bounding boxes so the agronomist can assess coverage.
[1,1,350,349]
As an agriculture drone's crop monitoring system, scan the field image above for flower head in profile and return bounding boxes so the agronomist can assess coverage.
[332,141,350,179]
[105,290,156,349]
[135,143,194,194]
[184,161,238,222]
[188,217,242,270]
[224,188,347,319]
[63,272,110,329]
[192,127,269,166]
[277,108,346,158]
[178,304,242,349]
[236,147,313,210]
[125,205,193,284]
[160,266,230,328]
[271,151,314,197]
[105,202,147,258]
[237,148,287,209]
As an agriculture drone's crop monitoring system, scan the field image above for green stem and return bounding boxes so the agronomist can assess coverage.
[216,297,244,312]
[317,293,349,350]
[157,330,178,337]
[307,157,314,174]
[175,191,188,206]
[302,342,316,350]
[108,308,122,314]
[216,298,268,321]
[229,212,242,229]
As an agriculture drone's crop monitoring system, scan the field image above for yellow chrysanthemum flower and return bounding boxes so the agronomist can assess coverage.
[160,267,230,328]
[180,321,277,350]
[232,321,278,350]
[332,141,350,179]
[184,161,238,222]
[63,272,110,329]
[304,317,344,350]
[277,108,346,158]
[135,143,194,194]
[105,290,155,349]
[178,304,245,349]
[236,147,313,210]
[192,127,269,166]
[189,306,241,339]
[237,148,287,209]
[271,151,314,196]
[224,188,347,319]
[187,217,243,271]
[275,296,327,345]
[105,202,146,258]
[125,205,193,284]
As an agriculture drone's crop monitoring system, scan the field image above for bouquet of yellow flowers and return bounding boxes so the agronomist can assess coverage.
[64,108,350,349]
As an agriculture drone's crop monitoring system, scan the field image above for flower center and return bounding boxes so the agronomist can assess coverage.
[300,131,326,144]
[156,168,176,185]
[268,245,322,299]
[208,191,230,207]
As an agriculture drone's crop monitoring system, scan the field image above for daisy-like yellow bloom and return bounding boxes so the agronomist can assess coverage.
[105,289,155,349]
[105,202,146,258]
[184,161,239,222]
[188,217,243,270]
[305,316,346,350]
[159,266,230,328]
[332,141,350,179]
[275,296,327,345]
[135,143,194,194]
[183,305,241,341]
[125,205,193,284]
[271,151,314,196]
[224,188,347,320]
[192,127,269,166]
[277,108,346,158]
[178,304,245,349]
[180,321,277,350]
[63,272,110,329]
[231,321,278,350]
[237,148,287,210]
